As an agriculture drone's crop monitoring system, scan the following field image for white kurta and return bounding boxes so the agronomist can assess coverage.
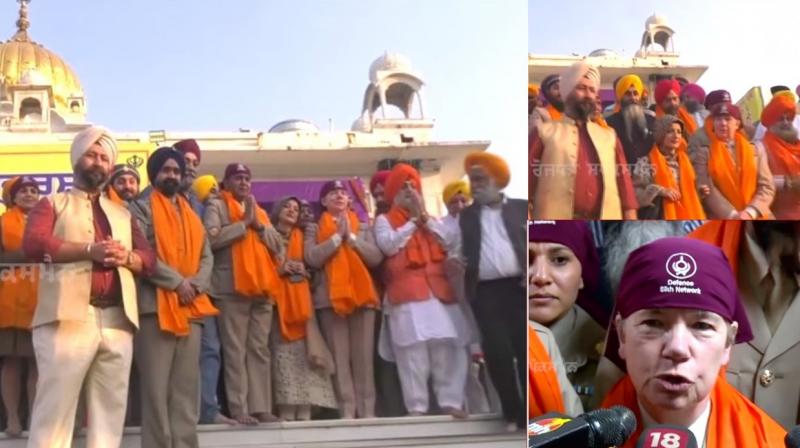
[373,214,470,412]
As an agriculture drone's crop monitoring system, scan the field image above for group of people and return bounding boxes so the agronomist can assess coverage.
[529,60,800,221]
[528,220,800,446]
[0,125,529,447]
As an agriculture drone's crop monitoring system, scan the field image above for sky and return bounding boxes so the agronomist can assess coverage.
[9,0,528,197]
[529,0,800,103]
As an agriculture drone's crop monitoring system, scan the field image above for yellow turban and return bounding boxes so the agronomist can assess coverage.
[464,152,510,189]
[774,90,798,103]
[529,83,540,97]
[192,175,218,203]
[615,74,644,102]
[442,180,471,204]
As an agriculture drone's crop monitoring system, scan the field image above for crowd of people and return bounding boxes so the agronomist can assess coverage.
[528,220,800,446]
[0,126,528,447]
[529,60,800,221]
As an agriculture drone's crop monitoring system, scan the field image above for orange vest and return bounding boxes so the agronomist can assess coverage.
[383,238,454,305]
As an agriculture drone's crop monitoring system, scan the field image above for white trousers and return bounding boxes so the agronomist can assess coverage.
[27,306,133,448]
[393,339,467,413]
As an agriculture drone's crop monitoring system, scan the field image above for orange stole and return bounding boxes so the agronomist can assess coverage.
[221,190,280,299]
[704,118,758,211]
[274,228,313,341]
[656,105,698,138]
[528,325,565,417]
[150,190,218,336]
[601,375,786,448]
[763,131,800,175]
[384,206,446,267]
[546,104,562,121]
[106,186,125,205]
[0,207,38,329]
[648,145,706,219]
[688,220,744,276]
[317,211,378,316]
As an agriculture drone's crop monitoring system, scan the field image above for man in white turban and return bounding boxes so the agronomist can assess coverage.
[23,125,156,448]
[529,60,638,220]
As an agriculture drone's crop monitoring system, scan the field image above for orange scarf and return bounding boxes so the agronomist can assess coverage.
[705,118,757,211]
[150,190,219,336]
[688,220,744,276]
[763,131,800,175]
[274,228,313,341]
[385,205,446,267]
[0,207,38,329]
[546,104,562,121]
[106,186,125,205]
[317,211,378,316]
[221,190,280,299]
[592,115,610,129]
[601,375,786,447]
[528,325,565,417]
[648,145,706,219]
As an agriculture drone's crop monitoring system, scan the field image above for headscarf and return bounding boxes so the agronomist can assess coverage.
[147,146,186,183]
[560,61,600,98]
[464,152,510,189]
[442,180,471,204]
[529,220,606,326]
[614,74,644,102]
[70,126,118,168]
[269,195,302,226]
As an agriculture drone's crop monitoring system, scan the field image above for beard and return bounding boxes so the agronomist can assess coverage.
[622,103,648,142]
[566,96,595,122]
[118,189,136,201]
[604,221,686,296]
[683,100,700,114]
[661,103,679,116]
[769,124,799,143]
[77,166,108,189]
[157,179,181,197]
[543,91,564,112]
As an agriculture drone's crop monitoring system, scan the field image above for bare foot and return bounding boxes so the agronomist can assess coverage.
[213,413,238,426]
[4,419,22,437]
[232,414,259,425]
[253,412,281,423]
[442,406,468,419]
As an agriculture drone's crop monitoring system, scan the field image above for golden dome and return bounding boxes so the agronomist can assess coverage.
[0,1,84,109]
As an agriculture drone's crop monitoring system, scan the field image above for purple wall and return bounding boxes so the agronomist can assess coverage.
[249,178,370,222]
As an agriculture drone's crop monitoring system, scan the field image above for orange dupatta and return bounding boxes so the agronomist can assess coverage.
[150,190,218,336]
[106,186,125,205]
[601,375,786,448]
[274,228,313,341]
[0,207,38,329]
[763,131,800,175]
[317,210,378,316]
[221,190,281,299]
[384,205,446,267]
[688,220,744,276]
[528,325,565,417]
[648,145,706,220]
[704,118,758,211]
[546,104,562,121]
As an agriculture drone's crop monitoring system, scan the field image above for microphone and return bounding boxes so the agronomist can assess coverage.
[786,425,800,448]
[528,405,637,448]
[635,424,698,448]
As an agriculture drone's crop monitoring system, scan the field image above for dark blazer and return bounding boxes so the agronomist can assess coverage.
[606,111,656,165]
[459,197,527,302]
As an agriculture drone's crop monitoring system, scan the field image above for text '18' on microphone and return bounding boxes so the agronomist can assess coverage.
[528,405,637,448]
[635,424,698,448]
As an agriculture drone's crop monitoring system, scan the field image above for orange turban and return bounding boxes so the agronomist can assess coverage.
[1,176,20,206]
[615,75,644,102]
[384,163,421,204]
[761,94,797,128]
[528,83,540,97]
[464,152,510,189]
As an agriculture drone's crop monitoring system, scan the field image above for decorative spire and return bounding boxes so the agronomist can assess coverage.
[11,0,31,42]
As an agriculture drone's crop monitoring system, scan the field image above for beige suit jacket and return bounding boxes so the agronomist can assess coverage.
[128,197,214,316]
[202,197,283,301]
[688,127,775,219]
[303,221,383,310]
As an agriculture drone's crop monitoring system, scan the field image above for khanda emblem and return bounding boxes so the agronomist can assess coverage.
[126,155,144,169]
[665,253,697,280]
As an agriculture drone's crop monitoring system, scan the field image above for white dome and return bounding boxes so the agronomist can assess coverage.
[588,49,618,58]
[351,114,372,132]
[18,68,50,86]
[646,14,669,29]
[369,51,413,83]
[268,119,319,133]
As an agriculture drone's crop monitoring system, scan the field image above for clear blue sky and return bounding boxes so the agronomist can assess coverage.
[529,0,800,103]
[12,0,528,197]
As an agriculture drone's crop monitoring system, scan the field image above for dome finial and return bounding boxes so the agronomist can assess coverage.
[11,0,31,42]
